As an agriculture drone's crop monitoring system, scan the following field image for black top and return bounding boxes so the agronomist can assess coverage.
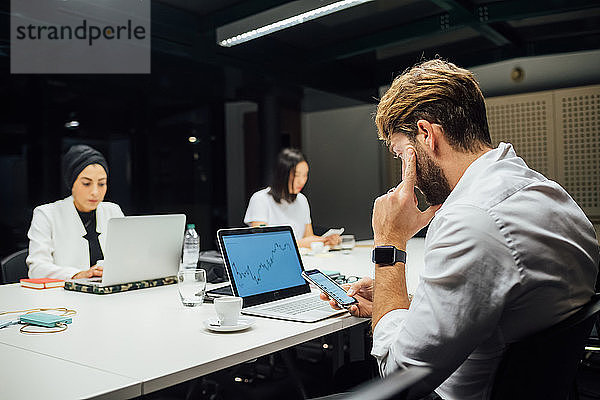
[77,209,104,267]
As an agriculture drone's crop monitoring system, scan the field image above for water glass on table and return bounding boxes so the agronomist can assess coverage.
[340,234,356,253]
[177,269,206,307]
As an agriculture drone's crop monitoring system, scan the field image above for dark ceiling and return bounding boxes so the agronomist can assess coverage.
[0,0,598,256]
[151,0,600,102]
[1,0,599,104]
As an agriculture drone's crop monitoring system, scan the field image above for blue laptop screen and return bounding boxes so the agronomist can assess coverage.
[221,230,306,298]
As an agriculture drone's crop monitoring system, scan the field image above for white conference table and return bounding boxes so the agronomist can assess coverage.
[0,342,141,399]
[0,238,425,399]
[302,238,425,296]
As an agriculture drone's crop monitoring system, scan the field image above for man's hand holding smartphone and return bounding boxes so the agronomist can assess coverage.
[326,277,373,318]
[303,269,373,317]
[302,269,357,308]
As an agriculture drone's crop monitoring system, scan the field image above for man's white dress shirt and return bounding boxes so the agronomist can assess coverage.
[372,143,599,399]
[27,196,124,280]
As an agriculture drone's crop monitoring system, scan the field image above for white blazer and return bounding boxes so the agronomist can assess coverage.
[26,196,124,280]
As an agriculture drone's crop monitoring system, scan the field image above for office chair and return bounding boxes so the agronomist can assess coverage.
[344,366,432,400]
[491,293,600,400]
[1,249,29,284]
[310,366,432,400]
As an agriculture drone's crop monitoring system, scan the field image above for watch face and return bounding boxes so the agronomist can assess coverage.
[376,246,396,265]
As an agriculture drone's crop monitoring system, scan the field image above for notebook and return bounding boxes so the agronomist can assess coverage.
[217,225,347,322]
[20,278,65,289]
[69,214,185,288]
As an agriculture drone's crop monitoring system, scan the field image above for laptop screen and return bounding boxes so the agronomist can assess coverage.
[221,229,306,298]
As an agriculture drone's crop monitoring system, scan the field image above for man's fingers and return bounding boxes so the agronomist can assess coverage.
[347,280,365,296]
[329,299,342,310]
[401,147,417,190]
[347,277,372,296]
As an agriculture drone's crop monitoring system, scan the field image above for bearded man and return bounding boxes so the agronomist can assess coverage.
[322,59,599,399]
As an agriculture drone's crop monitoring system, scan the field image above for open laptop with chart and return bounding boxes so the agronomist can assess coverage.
[216,225,347,322]
[75,214,186,286]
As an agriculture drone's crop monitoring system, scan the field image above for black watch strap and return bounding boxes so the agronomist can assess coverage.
[372,245,407,266]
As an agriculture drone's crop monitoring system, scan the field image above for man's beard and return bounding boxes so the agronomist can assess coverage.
[413,143,452,205]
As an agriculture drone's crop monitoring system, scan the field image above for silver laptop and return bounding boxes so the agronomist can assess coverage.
[77,214,186,286]
[217,225,347,322]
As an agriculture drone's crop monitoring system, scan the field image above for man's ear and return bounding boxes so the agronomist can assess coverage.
[416,119,437,151]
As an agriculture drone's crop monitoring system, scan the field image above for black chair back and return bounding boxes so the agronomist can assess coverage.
[1,249,29,284]
[492,293,600,400]
[345,366,432,400]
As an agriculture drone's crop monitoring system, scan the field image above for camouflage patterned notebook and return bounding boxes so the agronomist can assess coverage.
[64,276,177,295]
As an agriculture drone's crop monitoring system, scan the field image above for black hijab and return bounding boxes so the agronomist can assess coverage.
[62,144,108,190]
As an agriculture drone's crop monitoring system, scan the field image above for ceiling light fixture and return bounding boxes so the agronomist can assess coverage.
[65,120,80,129]
[218,0,374,47]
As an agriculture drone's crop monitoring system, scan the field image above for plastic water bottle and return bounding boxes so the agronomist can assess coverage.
[182,224,199,268]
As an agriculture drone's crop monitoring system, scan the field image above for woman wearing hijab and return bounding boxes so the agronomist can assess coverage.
[244,148,340,248]
[26,144,124,280]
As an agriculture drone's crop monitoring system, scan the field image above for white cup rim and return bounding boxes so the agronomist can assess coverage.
[214,296,242,303]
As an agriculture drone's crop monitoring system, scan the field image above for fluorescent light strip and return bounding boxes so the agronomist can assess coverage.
[218,0,374,47]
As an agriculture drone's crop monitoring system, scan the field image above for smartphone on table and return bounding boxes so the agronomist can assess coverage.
[301,269,358,309]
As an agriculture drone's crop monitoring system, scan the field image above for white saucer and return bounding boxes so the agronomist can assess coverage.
[299,247,311,256]
[303,245,331,256]
[203,317,255,332]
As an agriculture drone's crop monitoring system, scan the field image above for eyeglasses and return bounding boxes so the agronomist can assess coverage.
[332,275,360,285]
[392,153,406,161]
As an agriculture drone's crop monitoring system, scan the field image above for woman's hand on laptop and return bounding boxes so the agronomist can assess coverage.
[72,264,103,279]
[319,277,373,318]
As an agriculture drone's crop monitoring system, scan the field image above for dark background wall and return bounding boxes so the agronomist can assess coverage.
[0,54,304,258]
[2,0,599,258]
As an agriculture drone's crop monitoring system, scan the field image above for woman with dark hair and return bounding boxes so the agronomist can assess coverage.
[26,144,124,280]
[244,148,340,248]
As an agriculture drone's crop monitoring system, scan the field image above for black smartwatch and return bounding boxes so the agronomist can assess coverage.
[372,245,407,266]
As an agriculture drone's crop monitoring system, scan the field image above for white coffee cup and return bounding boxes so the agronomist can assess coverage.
[311,241,325,254]
[214,297,243,326]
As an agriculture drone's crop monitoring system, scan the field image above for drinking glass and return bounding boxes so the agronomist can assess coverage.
[177,269,206,307]
[340,235,356,253]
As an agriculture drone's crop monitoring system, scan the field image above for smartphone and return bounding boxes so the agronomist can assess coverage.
[322,228,344,237]
[302,269,358,308]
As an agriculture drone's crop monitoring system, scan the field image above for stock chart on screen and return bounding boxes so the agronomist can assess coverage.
[222,231,305,297]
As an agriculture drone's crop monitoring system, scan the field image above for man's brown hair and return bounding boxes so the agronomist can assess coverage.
[375,59,492,152]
